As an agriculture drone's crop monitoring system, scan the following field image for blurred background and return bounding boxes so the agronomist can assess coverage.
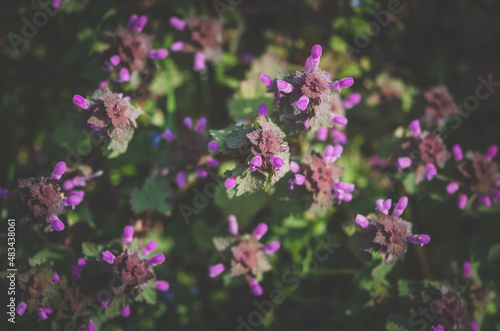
[1,0,500,330]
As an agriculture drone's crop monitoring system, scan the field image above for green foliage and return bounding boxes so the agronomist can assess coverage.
[130,172,172,215]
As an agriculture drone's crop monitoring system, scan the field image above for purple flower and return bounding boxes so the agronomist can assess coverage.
[142,240,158,256]
[208,141,220,152]
[470,320,478,331]
[295,95,310,111]
[228,215,238,236]
[375,199,392,215]
[407,234,431,247]
[149,49,169,60]
[193,52,206,71]
[37,307,48,320]
[452,144,463,162]
[123,225,134,244]
[446,182,459,195]
[290,161,300,173]
[171,41,184,52]
[147,253,165,266]
[16,302,27,316]
[119,67,130,82]
[72,258,86,279]
[408,119,421,138]
[248,276,263,296]
[458,194,468,210]
[208,263,225,278]
[196,168,208,178]
[162,128,175,142]
[316,127,328,141]
[183,116,193,129]
[392,196,409,217]
[397,157,412,171]
[269,156,285,171]
[323,144,343,163]
[156,280,170,291]
[102,250,116,264]
[432,325,444,331]
[331,114,348,125]
[342,92,362,109]
[195,116,207,133]
[253,223,268,240]
[249,155,263,171]
[260,74,273,89]
[225,176,236,190]
[52,273,60,284]
[330,77,354,93]
[175,171,187,189]
[480,195,491,207]
[304,44,322,72]
[49,215,65,232]
[277,80,294,93]
[425,163,437,181]
[120,305,131,317]
[170,16,186,31]
[355,214,370,229]
[258,104,268,117]
[52,0,61,8]
[462,261,471,279]
[50,161,67,180]
[263,241,280,255]
[73,95,90,109]
[0,188,9,199]
[486,144,498,160]
[295,174,306,185]
[110,55,121,66]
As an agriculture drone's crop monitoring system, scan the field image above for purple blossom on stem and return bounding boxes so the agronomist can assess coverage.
[392,196,409,217]
[119,67,130,82]
[162,128,175,142]
[408,119,421,137]
[248,276,263,296]
[0,188,9,199]
[149,49,169,60]
[269,156,285,171]
[304,44,322,72]
[196,168,208,178]
[375,199,392,215]
[52,273,60,284]
[51,161,66,180]
[249,155,263,171]
[462,261,472,278]
[333,182,355,203]
[407,234,431,247]
[316,127,328,141]
[171,41,184,52]
[175,171,187,188]
[290,161,300,173]
[120,305,130,317]
[295,95,310,111]
[123,225,134,244]
[208,141,220,152]
[432,325,444,331]
[110,55,121,66]
[277,80,294,93]
[73,95,90,109]
[397,157,412,171]
[323,145,343,163]
[193,52,206,71]
[195,117,207,133]
[37,307,48,320]
[253,223,268,240]
[458,194,468,210]
[425,163,437,181]
[452,144,463,162]
[49,215,65,232]
[262,241,280,255]
[225,177,236,190]
[486,145,498,160]
[258,104,268,117]
[102,250,116,264]
[147,253,165,266]
[170,16,186,31]
[260,74,273,89]
[470,321,478,331]
[16,302,27,316]
[446,182,459,195]
[142,240,158,256]
[208,263,225,278]
[53,0,60,8]
[183,116,193,129]
[330,77,354,93]
[342,92,362,109]
[228,215,238,236]
[355,214,370,228]
[155,281,170,292]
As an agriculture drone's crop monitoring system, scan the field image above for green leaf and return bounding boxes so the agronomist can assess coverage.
[210,125,253,155]
[130,172,172,215]
[82,242,102,259]
[136,283,157,305]
[487,244,500,262]
[385,313,410,331]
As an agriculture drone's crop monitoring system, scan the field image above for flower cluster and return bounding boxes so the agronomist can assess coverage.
[73,87,140,155]
[210,116,290,196]
[261,44,354,132]
[445,145,499,209]
[356,197,431,263]
[169,15,223,71]
[288,145,354,210]
[104,14,168,83]
[421,86,459,127]
[209,216,280,296]
[15,226,168,328]
[398,119,451,183]
[158,116,219,188]
[6,162,100,232]
[422,287,470,330]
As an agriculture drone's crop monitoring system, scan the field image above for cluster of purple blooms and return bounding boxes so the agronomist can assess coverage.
[209,216,280,296]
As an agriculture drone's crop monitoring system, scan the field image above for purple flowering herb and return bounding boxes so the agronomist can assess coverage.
[305,44,322,72]
[195,116,208,133]
[73,95,90,109]
[249,155,263,171]
[277,80,294,93]
[392,196,409,217]
[462,261,472,278]
[295,174,306,185]
[228,215,238,236]
[110,55,121,66]
[375,199,392,215]
[149,49,169,60]
[425,163,437,181]
[37,307,48,320]
[260,74,273,89]
[290,161,301,173]
[170,16,186,30]
[193,51,207,71]
[248,276,263,296]
[253,223,268,240]
[316,127,328,141]
[262,241,280,255]
[397,157,412,171]
[331,114,348,125]
[208,263,226,278]
[175,171,187,188]
[142,240,158,256]
[407,234,431,247]
[171,41,184,52]
[342,92,362,109]
[147,253,165,266]
[16,301,27,316]
[225,176,237,190]
[184,117,193,129]
[269,156,285,171]
[295,95,310,111]
[208,141,220,152]
[119,67,130,82]
[330,128,347,145]
[258,104,268,117]
[408,119,421,138]
[102,250,116,264]
[120,305,131,317]
[330,77,354,93]
[49,215,65,232]
[155,280,170,291]
[486,144,498,160]
[446,182,460,195]
[162,128,175,142]
[0,188,9,199]
[50,161,66,180]
[452,144,463,162]
[123,225,135,244]
[355,215,370,229]
[196,168,208,178]
[52,273,60,284]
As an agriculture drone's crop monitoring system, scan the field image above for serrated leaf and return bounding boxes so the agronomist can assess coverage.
[136,283,157,305]
[130,172,172,215]
[82,242,101,259]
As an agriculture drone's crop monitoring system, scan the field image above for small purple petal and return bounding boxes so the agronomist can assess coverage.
[425,163,437,181]
[123,225,134,244]
[16,302,27,316]
[290,161,300,173]
[248,276,263,296]
[470,320,478,331]
[316,127,328,141]
[170,16,186,31]
[134,15,147,33]
[120,305,130,317]
[277,80,294,93]
[330,77,354,93]
[119,67,130,82]
[355,215,370,229]
[375,199,390,215]
[209,263,225,278]
[51,161,67,180]
[228,215,238,236]
[407,234,431,246]
[73,95,90,109]
[295,96,310,111]
[446,182,460,195]
[149,49,169,60]
[156,280,170,291]
[176,171,187,188]
[0,188,10,199]
[195,117,207,133]
[295,174,306,185]
[258,104,268,117]
[225,176,236,190]
[193,52,206,71]
[462,261,472,279]
[408,119,421,138]
[183,116,193,129]
[196,168,208,178]
[148,253,165,266]
[260,74,273,89]
[263,241,280,255]
[102,250,116,264]
[171,41,184,52]
[486,145,498,160]
[37,307,48,320]
[269,156,285,170]
[52,273,60,284]
[250,155,263,171]
[342,92,362,109]
[49,215,65,232]
[110,55,121,66]
[162,128,175,142]
[253,223,268,240]
[392,196,408,217]
[332,115,348,125]
[208,141,220,152]
[311,44,322,60]
[397,157,412,170]
[52,0,61,8]
[452,144,463,162]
